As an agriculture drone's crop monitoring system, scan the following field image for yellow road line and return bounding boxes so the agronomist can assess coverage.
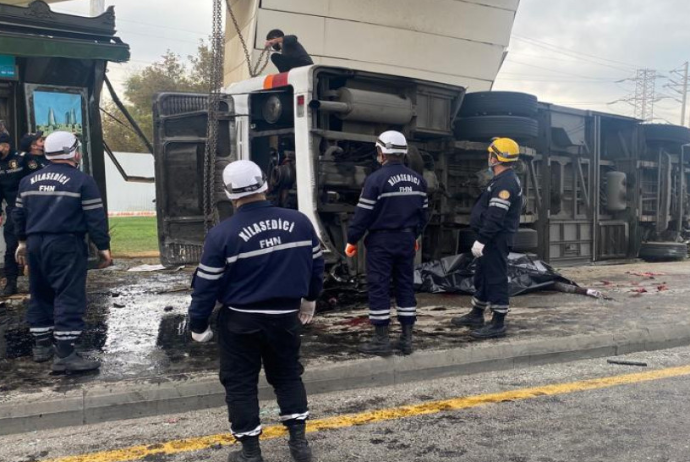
[43,364,690,462]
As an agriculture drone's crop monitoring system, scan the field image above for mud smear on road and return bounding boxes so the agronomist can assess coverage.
[0,263,218,393]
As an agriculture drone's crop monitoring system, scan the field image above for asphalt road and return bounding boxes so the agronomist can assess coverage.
[4,346,690,462]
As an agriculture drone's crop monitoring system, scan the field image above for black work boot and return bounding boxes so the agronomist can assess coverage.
[227,436,264,462]
[358,325,393,356]
[470,312,507,339]
[32,338,54,363]
[52,341,100,373]
[1,277,17,297]
[288,423,312,462]
[394,324,414,355]
[451,307,485,329]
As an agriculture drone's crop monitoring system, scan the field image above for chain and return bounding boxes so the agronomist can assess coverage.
[203,0,225,233]
[225,0,271,77]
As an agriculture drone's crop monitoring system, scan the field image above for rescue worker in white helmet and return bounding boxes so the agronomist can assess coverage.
[346,130,429,356]
[188,160,324,462]
[451,137,523,338]
[13,131,112,372]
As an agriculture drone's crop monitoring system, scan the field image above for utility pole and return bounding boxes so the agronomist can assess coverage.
[681,62,688,127]
[663,62,689,126]
[90,0,105,16]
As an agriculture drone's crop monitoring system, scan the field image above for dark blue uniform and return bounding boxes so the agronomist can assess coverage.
[470,168,522,314]
[21,153,51,170]
[0,151,30,281]
[347,160,429,326]
[189,200,324,440]
[13,163,109,346]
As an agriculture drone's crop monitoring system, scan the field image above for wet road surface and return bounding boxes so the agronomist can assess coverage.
[3,345,690,462]
[3,259,690,395]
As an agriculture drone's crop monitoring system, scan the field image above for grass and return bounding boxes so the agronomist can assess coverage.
[109,216,159,257]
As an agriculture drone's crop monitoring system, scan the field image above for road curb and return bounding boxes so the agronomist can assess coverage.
[2,323,690,436]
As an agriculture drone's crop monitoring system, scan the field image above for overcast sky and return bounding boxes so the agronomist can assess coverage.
[53,0,690,125]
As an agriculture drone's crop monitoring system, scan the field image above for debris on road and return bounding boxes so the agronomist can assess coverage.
[607,359,648,367]
[627,271,665,279]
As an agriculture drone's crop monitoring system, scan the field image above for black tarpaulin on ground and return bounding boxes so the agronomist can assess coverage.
[414,253,578,296]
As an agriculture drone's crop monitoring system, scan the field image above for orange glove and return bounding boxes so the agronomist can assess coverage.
[415,240,420,252]
[345,243,357,257]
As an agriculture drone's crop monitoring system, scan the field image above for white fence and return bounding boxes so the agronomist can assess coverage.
[105,151,156,214]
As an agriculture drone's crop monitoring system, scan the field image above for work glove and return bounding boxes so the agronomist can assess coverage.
[299,299,316,325]
[191,326,214,343]
[345,243,357,257]
[471,241,485,258]
[98,249,113,269]
[15,241,27,266]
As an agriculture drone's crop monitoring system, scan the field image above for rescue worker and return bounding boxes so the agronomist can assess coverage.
[451,137,522,338]
[188,160,324,462]
[345,131,429,356]
[0,132,26,296]
[19,131,51,170]
[265,29,314,73]
[13,131,112,371]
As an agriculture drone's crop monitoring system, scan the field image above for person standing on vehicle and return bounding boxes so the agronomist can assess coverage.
[451,137,522,338]
[345,131,429,356]
[13,131,112,371]
[19,131,51,170]
[188,160,324,462]
[0,132,27,296]
[265,29,314,73]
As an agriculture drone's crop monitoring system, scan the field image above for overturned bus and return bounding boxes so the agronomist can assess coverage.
[153,65,690,276]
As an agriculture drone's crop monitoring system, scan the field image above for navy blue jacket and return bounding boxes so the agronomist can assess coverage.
[188,201,325,332]
[347,161,429,244]
[470,168,522,245]
[12,163,110,250]
[0,151,28,208]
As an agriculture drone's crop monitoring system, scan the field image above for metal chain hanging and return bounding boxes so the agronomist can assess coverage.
[225,0,271,77]
[202,0,225,232]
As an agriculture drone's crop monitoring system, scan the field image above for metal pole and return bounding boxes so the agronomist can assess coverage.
[681,62,689,127]
[90,0,105,16]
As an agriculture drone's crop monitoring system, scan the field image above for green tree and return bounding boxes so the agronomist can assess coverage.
[102,41,213,152]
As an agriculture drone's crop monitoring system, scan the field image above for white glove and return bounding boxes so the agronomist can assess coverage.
[586,288,603,299]
[15,241,27,266]
[191,326,214,343]
[471,241,485,258]
[299,299,316,325]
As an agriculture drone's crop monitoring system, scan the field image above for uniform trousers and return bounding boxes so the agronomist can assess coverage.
[472,234,511,314]
[25,234,88,343]
[365,231,417,326]
[218,309,309,439]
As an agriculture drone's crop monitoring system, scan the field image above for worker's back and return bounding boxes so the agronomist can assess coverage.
[190,200,324,315]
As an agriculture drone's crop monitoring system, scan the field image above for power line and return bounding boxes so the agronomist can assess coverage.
[505,58,623,81]
[512,34,640,71]
[508,50,632,74]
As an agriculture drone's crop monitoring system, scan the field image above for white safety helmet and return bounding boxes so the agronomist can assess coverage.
[375,130,408,155]
[44,131,80,160]
[222,160,268,200]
